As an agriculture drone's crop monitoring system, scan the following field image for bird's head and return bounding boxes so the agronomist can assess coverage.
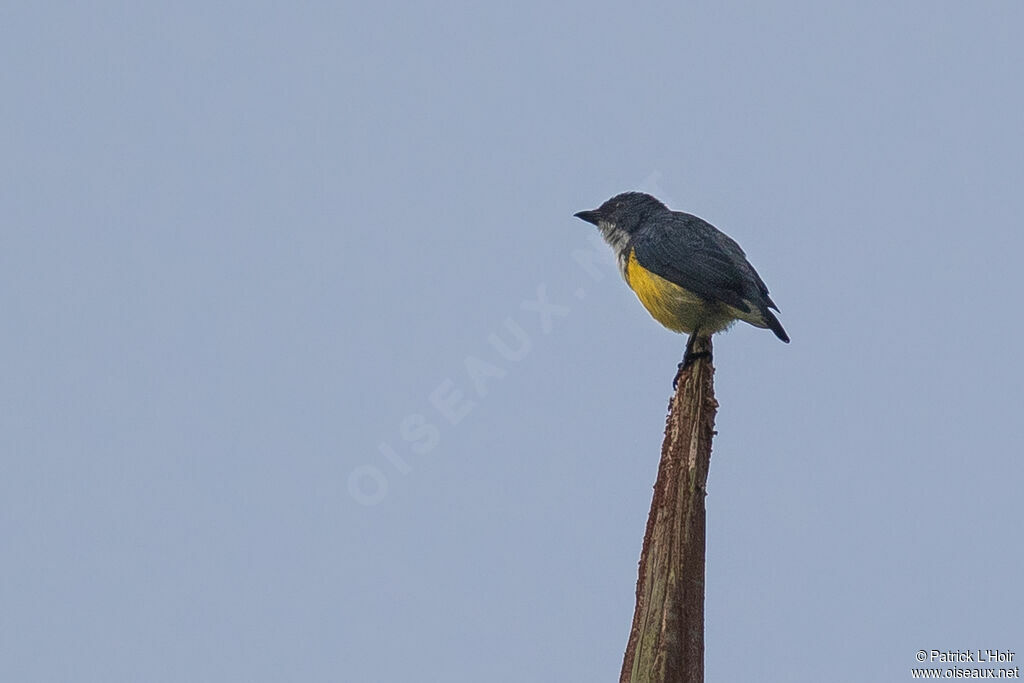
[574,192,668,235]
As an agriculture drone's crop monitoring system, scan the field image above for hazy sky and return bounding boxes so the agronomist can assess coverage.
[3,2,1023,681]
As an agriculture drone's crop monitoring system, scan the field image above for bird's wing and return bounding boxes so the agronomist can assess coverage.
[632,213,768,314]
[716,232,778,313]
[713,230,780,312]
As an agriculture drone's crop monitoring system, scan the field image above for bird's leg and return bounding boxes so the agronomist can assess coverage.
[675,331,711,389]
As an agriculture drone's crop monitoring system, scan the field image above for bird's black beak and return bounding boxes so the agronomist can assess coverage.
[574,209,601,226]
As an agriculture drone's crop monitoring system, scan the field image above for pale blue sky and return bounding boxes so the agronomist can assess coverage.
[3,2,1023,681]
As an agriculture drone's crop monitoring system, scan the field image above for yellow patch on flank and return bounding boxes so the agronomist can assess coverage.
[625,248,731,334]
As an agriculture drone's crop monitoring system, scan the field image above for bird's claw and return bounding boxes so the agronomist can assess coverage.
[673,351,711,389]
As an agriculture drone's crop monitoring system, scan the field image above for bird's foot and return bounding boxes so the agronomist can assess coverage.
[673,351,712,390]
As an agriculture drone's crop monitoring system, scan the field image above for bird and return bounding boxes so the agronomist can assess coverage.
[574,192,788,377]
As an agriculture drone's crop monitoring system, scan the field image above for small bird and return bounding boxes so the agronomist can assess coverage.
[575,192,788,374]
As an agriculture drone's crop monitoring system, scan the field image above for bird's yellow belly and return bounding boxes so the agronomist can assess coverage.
[625,249,733,334]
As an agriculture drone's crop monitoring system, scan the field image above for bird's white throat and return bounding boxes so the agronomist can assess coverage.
[597,220,631,280]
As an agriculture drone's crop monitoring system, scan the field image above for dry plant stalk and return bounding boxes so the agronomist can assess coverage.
[620,336,718,683]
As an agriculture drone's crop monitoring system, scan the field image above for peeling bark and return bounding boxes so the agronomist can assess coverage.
[620,337,717,683]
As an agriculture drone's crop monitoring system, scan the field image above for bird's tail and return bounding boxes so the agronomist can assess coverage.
[763,309,790,343]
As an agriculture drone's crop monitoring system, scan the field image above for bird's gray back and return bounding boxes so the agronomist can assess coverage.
[631,211,776,314]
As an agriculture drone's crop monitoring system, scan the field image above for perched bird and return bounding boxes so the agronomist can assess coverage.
[575,192,788,373]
